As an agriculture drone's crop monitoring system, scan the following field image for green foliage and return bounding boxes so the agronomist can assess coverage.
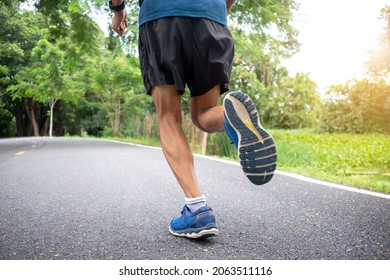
[8,31,84,104]
[230,0,299,53]
[0,5,44,88]
[57,97,108,136]
[0,3,47,136]
[81,51,146,136]
[0,100,16,137]
[229,27,310,129]
[231,29,279,90]
[320,79,390,134]
[271,129,390,193]
[207,132,238,160]
[121,111,158,140]
[34,0,103,55]
[265,73,321,129]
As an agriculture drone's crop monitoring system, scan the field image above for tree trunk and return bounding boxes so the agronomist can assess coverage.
[200,131,208,155]
[40,117,49,136]
[113,98,121,137]
[49,98,57,137]
[23,98,39,136]
[98,95,114,133]
[15,100,29,136]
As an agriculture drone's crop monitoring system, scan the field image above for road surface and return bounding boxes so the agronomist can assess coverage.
[0,137,389,260]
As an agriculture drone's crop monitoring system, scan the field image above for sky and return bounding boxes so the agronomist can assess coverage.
[284,0,388,93]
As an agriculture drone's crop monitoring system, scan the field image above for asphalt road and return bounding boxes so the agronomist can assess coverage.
[0,137,389,260]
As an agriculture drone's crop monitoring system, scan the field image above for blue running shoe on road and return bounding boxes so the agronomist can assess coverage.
[223,91,277,185]
[169,206,219,239]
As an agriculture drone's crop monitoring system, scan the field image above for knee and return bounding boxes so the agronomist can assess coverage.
[158,111,182,125]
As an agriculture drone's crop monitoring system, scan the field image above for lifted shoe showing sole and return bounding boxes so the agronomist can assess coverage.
[223,91,277,185]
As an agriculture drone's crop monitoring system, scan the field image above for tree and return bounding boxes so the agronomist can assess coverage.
[83,53,144,137]
[322,82,365,133]
[230,0,299,53]
[33,0,104,55]
[350,79,390,133]
[320,79,390,134]
[32,0,141,54]
[8,30,88,136]
[366,5,390,79]
[265,72,321,129]
[0,2,46,136]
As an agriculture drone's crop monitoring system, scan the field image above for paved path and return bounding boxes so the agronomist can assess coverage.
[0,137,389,260]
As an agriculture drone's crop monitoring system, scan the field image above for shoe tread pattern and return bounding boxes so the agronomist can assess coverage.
[225,91,277,185]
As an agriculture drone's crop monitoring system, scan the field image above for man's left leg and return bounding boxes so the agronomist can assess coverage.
[191,84,277,186]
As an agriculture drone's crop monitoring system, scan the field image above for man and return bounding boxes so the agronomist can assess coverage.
[109,0,277,239]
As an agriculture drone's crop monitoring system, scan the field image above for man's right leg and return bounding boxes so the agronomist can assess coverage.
[151,85,201,199]
[151,85,219,238]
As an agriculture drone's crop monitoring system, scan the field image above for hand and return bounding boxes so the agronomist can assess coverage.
[111,9,128,36]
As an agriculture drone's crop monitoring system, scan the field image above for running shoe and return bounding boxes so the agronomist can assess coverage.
[169,206,219,238]
[223,91,277,185]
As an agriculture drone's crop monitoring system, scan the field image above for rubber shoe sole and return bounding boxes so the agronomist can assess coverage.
[223,91,277,185]
[169,225,220,239]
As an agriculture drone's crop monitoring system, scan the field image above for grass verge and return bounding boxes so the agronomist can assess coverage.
[269,129,390,194]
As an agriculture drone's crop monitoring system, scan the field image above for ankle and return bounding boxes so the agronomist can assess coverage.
[185,195,207,212]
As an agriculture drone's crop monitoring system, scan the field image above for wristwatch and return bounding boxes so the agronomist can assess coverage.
[109,0,125,12]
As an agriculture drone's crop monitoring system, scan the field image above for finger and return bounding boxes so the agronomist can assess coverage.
[119,23,127,33]
[117,25,125,36]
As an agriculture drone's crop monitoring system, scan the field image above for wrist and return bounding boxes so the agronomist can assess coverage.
[109,0,125,12]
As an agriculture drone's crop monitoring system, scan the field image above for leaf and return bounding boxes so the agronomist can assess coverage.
[68,0,81,13]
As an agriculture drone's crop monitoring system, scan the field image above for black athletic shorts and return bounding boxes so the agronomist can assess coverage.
[138,17,234,97]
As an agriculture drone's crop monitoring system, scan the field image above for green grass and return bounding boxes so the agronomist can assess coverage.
[269,129,390,194]
[100,130,390,194]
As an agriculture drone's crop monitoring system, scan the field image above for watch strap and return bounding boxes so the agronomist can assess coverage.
[109,1,125,12]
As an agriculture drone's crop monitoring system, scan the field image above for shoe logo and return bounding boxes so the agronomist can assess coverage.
[244,120,264,144]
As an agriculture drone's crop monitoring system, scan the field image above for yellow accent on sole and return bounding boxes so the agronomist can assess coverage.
[244,120,264,143]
